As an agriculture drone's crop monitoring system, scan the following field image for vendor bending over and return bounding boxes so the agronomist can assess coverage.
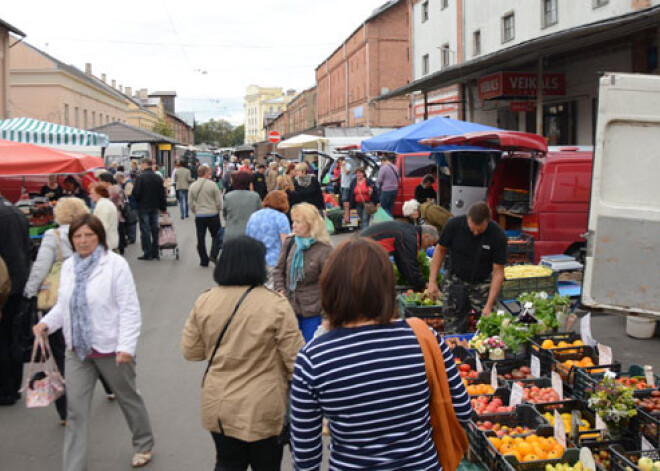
[428,202,507,317]
[361,220,438,292]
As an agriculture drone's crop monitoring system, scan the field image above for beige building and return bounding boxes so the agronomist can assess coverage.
[0,19,25,119]
[243,85,295,144]
[9,41,130,127]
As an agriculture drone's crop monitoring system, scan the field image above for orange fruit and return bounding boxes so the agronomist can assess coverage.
[532,445,546,459]
[503,450,522,462]
[501,435,514,445]
[500,443,514,454]
[489,437,502,450]
[557,341,569,348]
[515,443,533,456]
[552,444,565,455]
[547,450,562,459]
[522,454,539,462]
[573,340,584,346]
[542,340,555,349]
[524,435,540,444]
[539,439,554,452]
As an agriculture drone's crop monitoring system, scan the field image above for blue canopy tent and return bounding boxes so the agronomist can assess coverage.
[360,116,499,154]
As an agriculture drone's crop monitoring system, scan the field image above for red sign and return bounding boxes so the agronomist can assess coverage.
[478,72,566,100]
[510,101,535,112]
[268,131,281,143]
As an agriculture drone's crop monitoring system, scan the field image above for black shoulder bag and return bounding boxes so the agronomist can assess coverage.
[201,285,255,387]
[446,239,483,331]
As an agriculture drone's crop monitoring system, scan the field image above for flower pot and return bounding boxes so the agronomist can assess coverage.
[626,315,656,339]
[489,350,506,360]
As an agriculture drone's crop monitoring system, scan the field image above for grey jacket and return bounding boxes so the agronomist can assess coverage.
[24,226,73,298]
[223,190,261,241]
[174,167,194,190]
[190,178,223,216]
[273,236,333,318]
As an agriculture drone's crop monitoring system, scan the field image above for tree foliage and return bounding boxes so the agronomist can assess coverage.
[153,119,174,137]
[195,119,244,147]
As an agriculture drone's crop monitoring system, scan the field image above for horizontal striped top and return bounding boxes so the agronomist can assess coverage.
[290,320,472,471]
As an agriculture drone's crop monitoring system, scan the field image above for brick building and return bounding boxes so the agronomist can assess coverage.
[316,0,412,128]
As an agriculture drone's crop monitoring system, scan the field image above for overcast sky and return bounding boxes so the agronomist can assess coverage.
[1,0,389,125]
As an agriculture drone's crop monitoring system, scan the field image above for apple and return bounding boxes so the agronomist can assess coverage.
[638,457,654,471]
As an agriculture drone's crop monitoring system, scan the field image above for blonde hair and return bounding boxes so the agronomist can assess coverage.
[291,203,330,244]
[276,175,294,192]
[294,163,307,174]
[402,199,420,217]
[243,159,251,167]
[54,197,90,225]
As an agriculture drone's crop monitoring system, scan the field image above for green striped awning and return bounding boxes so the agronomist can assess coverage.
[0,117,110,147]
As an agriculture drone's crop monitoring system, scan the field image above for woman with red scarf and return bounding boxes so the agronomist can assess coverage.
[349,167,379,229]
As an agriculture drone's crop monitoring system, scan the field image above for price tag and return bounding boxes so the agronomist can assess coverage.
[595,414,607,431]
[475,356,484,373]
[581,313,596,346]
[510,382,523,407]
[645,365,655,387]
[552,371,564,400]
[598,344,613,366]
[491,364,498,391]
[531,355,541,378]
[642,435,654,451]
[554,410,567,449]
[571,411,580,439]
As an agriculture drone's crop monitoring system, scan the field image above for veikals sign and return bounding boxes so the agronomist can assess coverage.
[478,72,566,100]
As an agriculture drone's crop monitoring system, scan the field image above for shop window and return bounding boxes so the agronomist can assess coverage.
[542,0,558,28]
[473,30,481,56]
[422,1,429,22]
[502,12,515,43]
[592,0,608,8]
[441,44,451,68]
[422,54,430,75]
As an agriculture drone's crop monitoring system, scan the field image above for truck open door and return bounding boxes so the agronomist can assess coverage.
[582,73,660,318]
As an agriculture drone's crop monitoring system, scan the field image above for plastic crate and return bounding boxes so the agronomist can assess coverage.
[578,438,639,471]
[573,365,654,401]
[495,428,580,471]
[529,333,583,375]
[552,347,621,388]
[506,377,573,406]
[499,273,558,300]
[534,399,604,445]
[636,408,660,448]
[402,305,472,335]
[493,359,537,382]
[507,234,535,266]
[610,448,660,471]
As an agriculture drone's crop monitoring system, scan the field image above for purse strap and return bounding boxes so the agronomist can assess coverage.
[202,286,255,387]
[22,336,61,391]
[54,229,63,263]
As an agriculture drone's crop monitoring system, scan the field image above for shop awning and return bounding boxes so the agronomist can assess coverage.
[278,134,328,149]
[0,118,110,147]
[0,139,104,176]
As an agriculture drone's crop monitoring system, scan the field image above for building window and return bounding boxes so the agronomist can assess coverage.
[441,0,449,10]
[593,0,608,7]
[64,104,69,126]
[422,54,430,75]
[83,110,88,129]
[543,0,558,28]
[74,107,79,127]
[422,1,429,22]
[473,30,481,56]
[441,44,451,68]
[91,111,95,127]
[502,12,515,43]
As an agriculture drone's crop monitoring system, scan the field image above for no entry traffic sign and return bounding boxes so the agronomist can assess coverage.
[269,131,281,143]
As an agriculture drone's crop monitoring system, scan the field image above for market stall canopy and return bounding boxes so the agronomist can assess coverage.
[278,134,328,149]
[0,139,104,176]
[0,117,110,147]
[360,117,499,154]
[420,130,548,154]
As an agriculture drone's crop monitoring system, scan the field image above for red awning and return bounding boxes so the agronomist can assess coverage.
[0,139,104,176]
[420,131,548,154]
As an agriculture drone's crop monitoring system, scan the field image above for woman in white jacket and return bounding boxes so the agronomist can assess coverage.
[33,214,154,469]
[90,183,119,251]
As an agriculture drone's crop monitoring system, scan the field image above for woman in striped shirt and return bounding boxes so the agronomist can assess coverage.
[290,238,472,470]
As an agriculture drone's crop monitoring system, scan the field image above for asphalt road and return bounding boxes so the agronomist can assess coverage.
[0,216,658,471]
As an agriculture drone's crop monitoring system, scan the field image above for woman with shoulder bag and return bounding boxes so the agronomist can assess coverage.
[290,238,472,470]
[273,203,333,342]
[348,167,380,229]
[182,236,304,471]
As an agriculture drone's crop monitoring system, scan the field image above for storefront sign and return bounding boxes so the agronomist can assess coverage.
[158,144,172,151]
[510,101,535,113]
[478,72,566,100]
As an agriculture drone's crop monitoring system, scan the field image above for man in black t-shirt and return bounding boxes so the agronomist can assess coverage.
[252,164,268,200]
[428,202,507,317]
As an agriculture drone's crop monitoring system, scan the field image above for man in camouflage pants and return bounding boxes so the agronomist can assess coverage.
[429,202,507,327]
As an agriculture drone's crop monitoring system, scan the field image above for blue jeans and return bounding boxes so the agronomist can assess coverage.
[297,315,322,343]
[356,203,371,229]
[177,189,189,218]
[138,210,160,259]
[380,190,397,216]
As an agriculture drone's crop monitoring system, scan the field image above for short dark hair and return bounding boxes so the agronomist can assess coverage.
[68,214,108,250]
[117,165,125,172]
[214,236,267,286]
[321,238,395,328]
[354,167,366,176]
[422,174,436,185]
[141,157,152,166]
[257,164,266,169]
[467,201,491,225]
[98,172,116,184]
[231,171,252,190]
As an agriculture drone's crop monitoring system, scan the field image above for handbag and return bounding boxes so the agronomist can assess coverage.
[22,336,65,408]
[121,201,138,226]
[406,317,468,471]
[37,230,63,311]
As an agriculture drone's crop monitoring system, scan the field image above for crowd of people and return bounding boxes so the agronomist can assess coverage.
[0,152,514,471]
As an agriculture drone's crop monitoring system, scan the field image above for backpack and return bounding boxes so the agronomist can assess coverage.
[0,253,12,311]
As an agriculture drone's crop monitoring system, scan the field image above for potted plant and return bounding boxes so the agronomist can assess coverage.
[587,375,637,439]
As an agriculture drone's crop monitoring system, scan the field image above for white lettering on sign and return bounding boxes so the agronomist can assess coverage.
[552,371,564,400]
[554,410,567,448]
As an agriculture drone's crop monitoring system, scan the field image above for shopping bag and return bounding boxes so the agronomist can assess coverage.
[325,216,335,235]
[22,336,65,408]
[372,207,394,224]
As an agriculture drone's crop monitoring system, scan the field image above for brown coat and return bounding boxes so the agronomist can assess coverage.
[181,285,304,441]
[272,236,333,318]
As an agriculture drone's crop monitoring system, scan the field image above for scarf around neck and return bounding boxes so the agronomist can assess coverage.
[289,236,316,291]
[70,245,104,360]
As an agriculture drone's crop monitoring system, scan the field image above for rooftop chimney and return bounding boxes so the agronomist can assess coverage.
[85,63,92,75]
[111,79,116,89]
[125,87,132,97]
[101,73,107,83]
[138,88,148,100]
[119,85,124,93]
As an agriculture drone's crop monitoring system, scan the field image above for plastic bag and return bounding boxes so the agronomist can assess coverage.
[372,207,394,224]
[325,216,335,235]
